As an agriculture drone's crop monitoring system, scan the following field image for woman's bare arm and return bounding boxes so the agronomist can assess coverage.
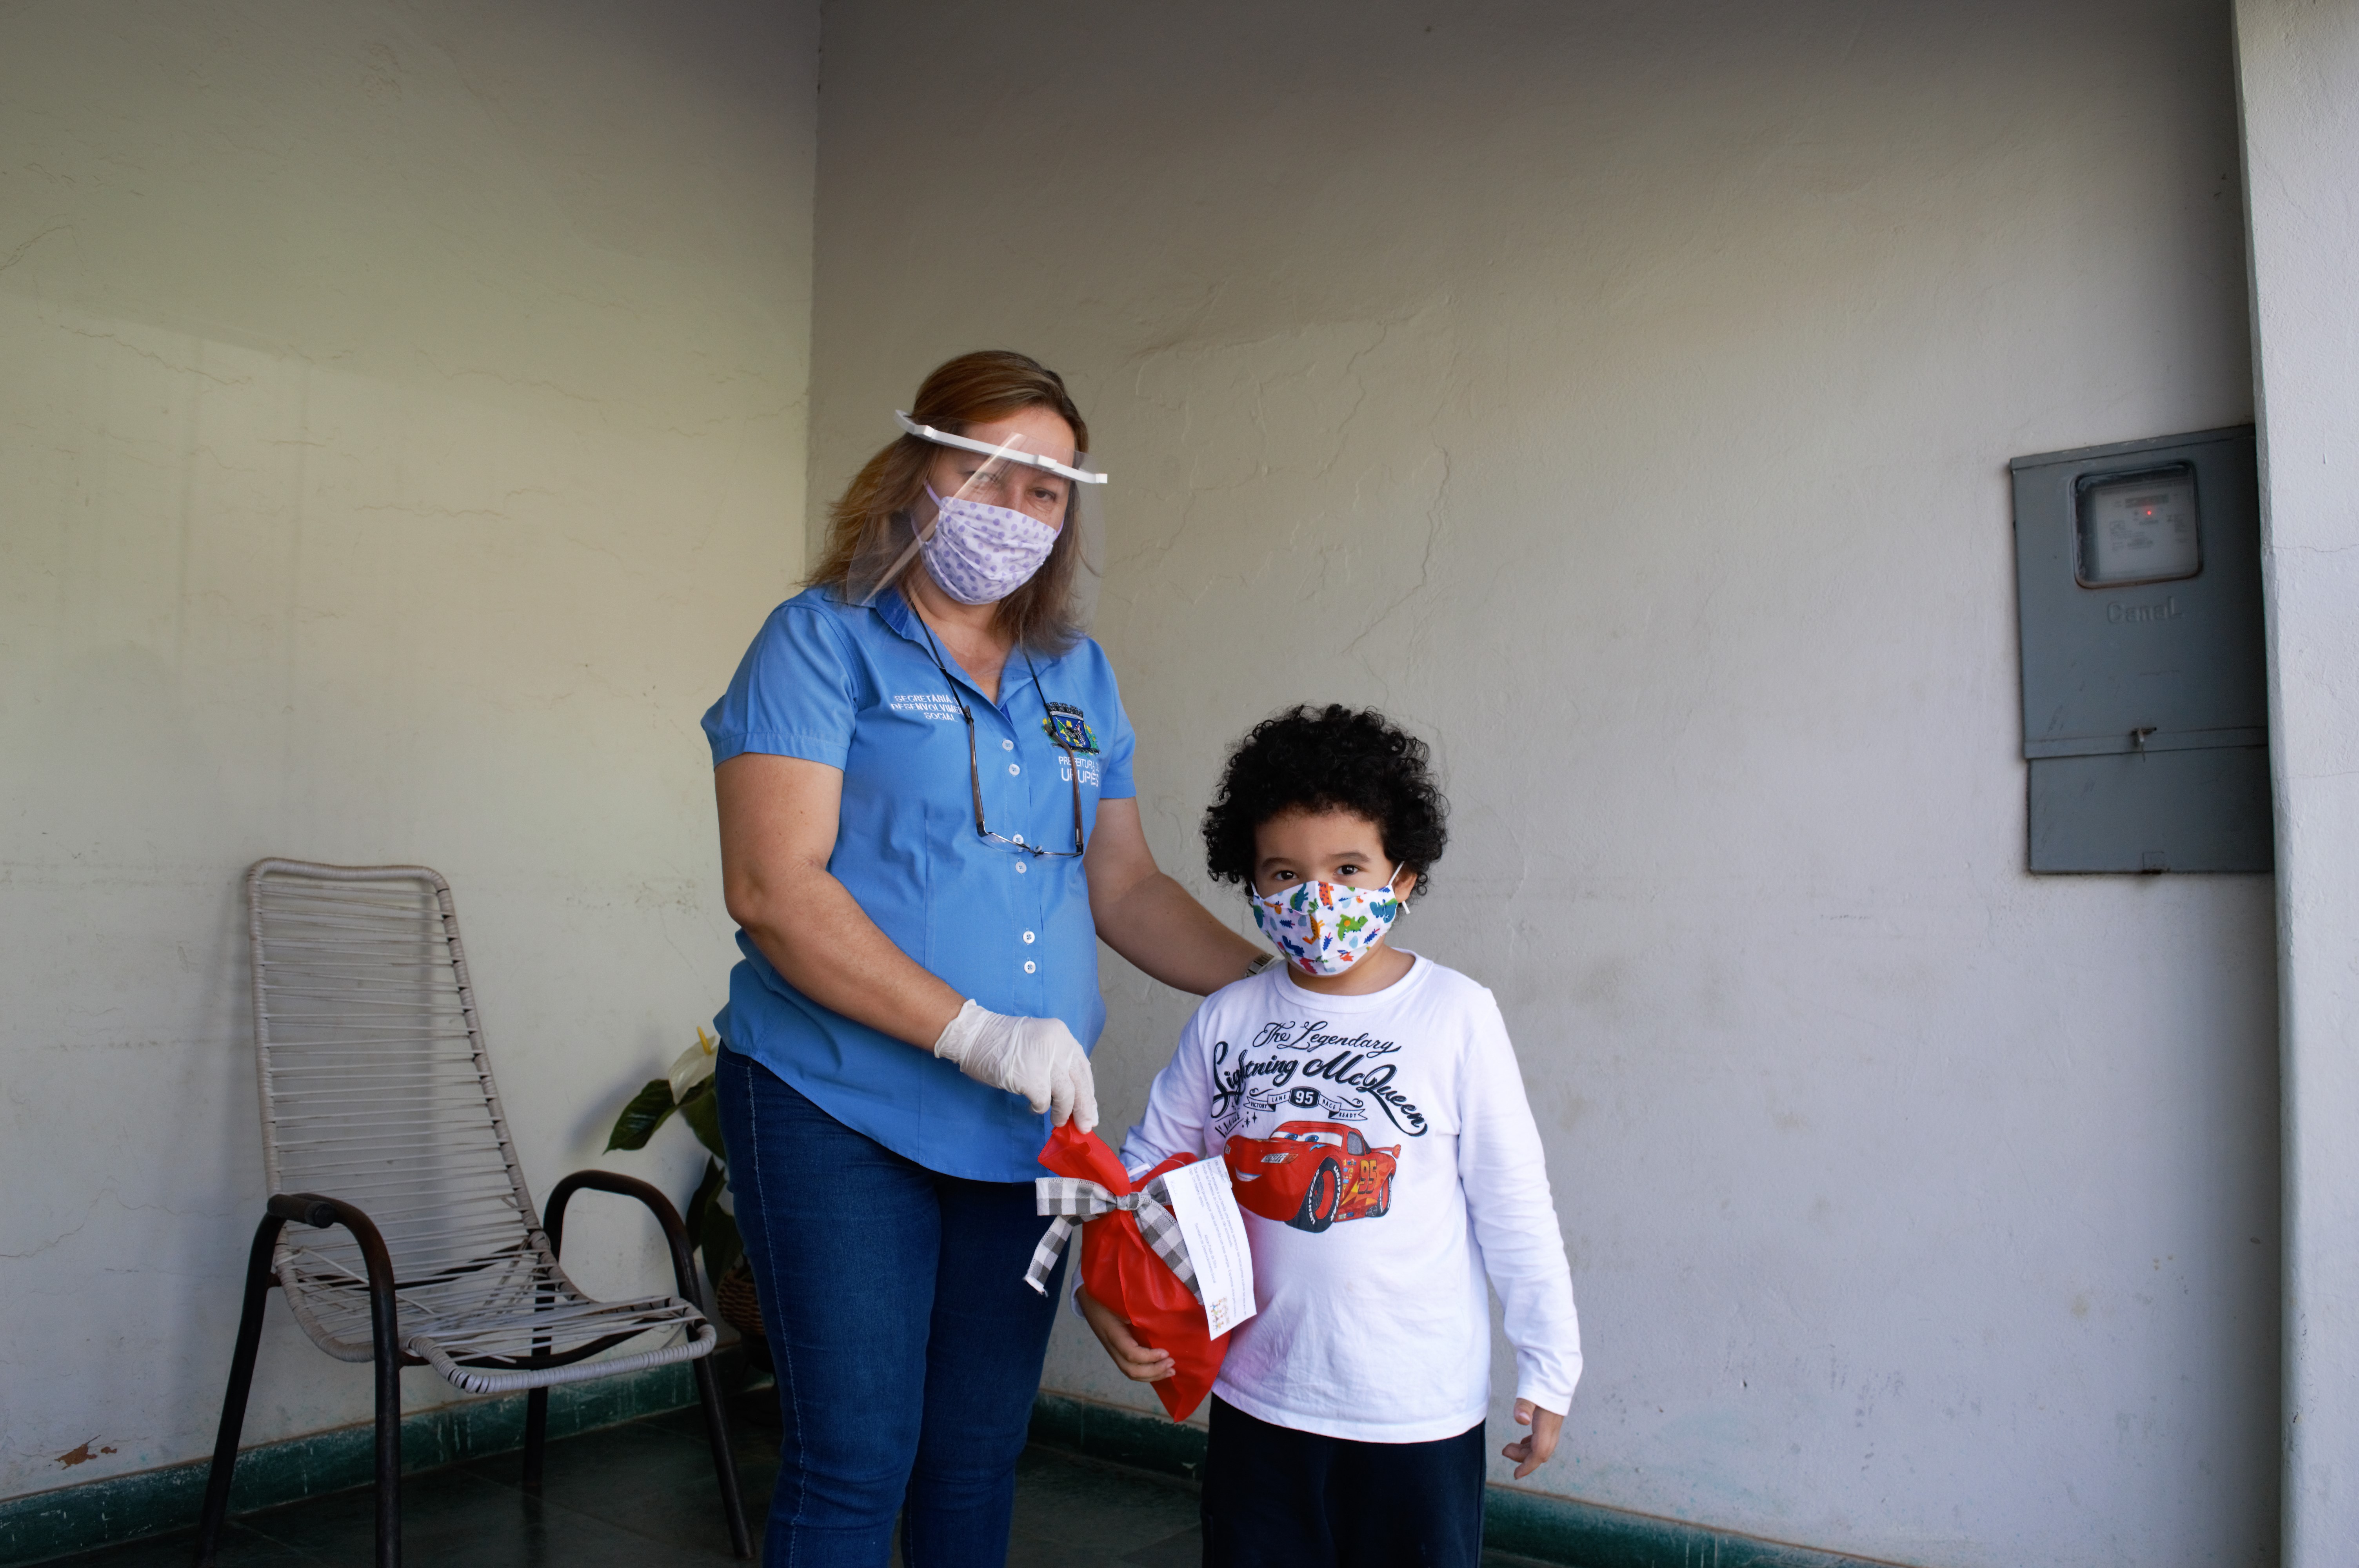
[1085,798,1265,996]
[716,752,965,1050]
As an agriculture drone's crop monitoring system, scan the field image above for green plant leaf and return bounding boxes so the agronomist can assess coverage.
[685,1156,723,1240]
[605,1079,678,1152]
[678,1080,727,1161]
[698,1195,742,1289]
[684,1158,742,1295]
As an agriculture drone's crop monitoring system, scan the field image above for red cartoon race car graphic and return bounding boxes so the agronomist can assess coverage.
[1224,1120,1399,1233]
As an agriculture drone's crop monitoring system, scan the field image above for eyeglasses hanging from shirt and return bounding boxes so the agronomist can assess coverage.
[912,620,1087,859]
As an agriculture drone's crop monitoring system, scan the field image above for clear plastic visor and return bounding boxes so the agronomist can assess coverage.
[894,412,1107,486]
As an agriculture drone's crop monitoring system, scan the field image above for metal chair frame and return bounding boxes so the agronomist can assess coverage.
[193,860,752,1566]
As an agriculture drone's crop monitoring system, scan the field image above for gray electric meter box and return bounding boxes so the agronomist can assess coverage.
[2009,425,2272,873]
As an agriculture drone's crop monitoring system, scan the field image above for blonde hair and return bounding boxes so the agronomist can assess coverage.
[809,350,1094,653]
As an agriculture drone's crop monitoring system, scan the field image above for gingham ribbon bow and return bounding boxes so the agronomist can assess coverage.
[1021,1173,1200,1301]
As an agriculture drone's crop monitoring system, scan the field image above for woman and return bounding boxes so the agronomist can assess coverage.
[704,350,1268,1566]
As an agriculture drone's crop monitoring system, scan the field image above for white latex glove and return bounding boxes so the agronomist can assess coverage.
[932,1000,1099,1133]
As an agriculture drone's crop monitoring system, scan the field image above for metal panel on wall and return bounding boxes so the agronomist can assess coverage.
[2010,426,2272,872]
[2026,746,2273,873]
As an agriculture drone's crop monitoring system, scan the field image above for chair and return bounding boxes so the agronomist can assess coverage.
[193,860,752,1566]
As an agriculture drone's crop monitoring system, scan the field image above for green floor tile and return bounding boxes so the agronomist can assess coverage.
[36,1524,314,1568]
[1118,1524,1203,1567]
[33,1404,1585,1568]
[1008,1448,1199,1555]
[460,1420,747,1555]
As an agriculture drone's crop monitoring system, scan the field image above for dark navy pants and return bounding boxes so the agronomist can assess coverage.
[716,1049,1064,1568]
[1200,1396,1487,1568]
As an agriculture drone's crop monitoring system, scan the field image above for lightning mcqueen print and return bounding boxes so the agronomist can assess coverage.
[1224,1120,1400,1233]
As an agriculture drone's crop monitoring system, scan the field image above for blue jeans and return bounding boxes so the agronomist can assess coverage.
[716,1048,1064,1568]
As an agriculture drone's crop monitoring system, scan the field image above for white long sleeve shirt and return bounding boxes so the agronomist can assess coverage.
[1121,953,1581,1443]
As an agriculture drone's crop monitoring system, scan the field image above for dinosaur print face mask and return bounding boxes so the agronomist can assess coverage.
[1248,867,1403,977]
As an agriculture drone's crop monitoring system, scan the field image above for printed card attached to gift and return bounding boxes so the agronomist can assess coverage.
[1158,1154,1256,1336]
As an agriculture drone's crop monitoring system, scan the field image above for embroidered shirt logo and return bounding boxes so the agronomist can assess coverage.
[888,693,964,723]
[1042,701,1099,753]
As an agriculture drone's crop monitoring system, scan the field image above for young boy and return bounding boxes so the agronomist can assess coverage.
[1080,704,1581,1567]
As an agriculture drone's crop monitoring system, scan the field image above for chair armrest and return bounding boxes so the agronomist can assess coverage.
[266,1194,341,1230]
[543,1170,701,1305]
[266,1192,402,1359]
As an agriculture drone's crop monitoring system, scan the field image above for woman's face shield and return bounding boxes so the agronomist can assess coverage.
[850,412,1108,616]
[924,438,1076,528]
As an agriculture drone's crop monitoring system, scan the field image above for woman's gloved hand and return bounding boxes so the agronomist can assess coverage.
[932,1000,1099,1132]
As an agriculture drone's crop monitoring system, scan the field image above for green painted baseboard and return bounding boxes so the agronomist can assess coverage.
[1024,1388,1214,1482]
[1027,1392,1910,1568]
[0,1361,706,1567]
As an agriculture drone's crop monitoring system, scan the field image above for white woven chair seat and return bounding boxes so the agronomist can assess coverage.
[277,1240,715,1395]
[248,862,719,1399]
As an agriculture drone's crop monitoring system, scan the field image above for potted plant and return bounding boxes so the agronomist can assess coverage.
[605,1028,768,1367]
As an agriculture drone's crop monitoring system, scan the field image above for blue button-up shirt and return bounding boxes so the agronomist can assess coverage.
[701,585,1136,1182]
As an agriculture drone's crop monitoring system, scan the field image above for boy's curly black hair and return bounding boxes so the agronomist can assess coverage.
[1201,705,1448,896]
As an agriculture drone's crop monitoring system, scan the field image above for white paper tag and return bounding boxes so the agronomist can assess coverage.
[1160,1156,1257,1337]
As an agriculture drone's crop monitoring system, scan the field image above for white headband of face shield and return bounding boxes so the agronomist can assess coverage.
[894,411,1109,486]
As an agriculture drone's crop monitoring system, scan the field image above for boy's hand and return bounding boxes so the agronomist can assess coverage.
[1501,1399,1563,1479]
[1078,1285,1174,1383]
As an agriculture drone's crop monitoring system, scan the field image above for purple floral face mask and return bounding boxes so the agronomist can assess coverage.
[919,486,1059,605]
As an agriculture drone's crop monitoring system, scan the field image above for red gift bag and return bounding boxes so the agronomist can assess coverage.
[1032,1122,1230,1422]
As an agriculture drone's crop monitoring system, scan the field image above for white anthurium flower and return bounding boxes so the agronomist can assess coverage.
[668,1025,719,1102]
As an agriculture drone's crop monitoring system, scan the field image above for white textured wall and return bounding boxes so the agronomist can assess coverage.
[2234,3,2359,1564]
[0,0,818,1501]
[808,3,2275,1564]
